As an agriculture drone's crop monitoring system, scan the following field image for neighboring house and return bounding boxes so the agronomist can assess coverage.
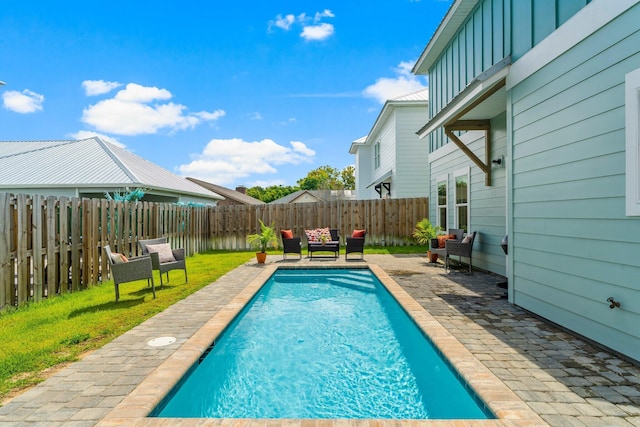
[269,189,356,204]
[350,88,430,199]
[186,178,265,206]
[413,0,640,361]
[0,138,223,205]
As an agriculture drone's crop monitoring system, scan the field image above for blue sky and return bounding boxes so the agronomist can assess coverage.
[1,0,452,189]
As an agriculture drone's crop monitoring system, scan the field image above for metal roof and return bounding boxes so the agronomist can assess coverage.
[0,138,222,199]
[392,88,429,102]
[358,88,429,148]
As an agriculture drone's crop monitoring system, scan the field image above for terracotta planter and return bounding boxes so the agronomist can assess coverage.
[255,252,267,264]
[427,250,439,263]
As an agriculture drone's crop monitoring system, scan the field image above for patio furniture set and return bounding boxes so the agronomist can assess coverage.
[101,227,476,302]
[103,237,188,302]
[280,228,367,260]
[429,228,477,273]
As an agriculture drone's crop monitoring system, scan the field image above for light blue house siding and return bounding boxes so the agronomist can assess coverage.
[429,113,507,275]
[509,3,640,359]
[415,0,639,360]
[428,0,590,151]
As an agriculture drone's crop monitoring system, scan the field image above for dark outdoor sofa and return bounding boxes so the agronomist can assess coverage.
[307,228,340,259]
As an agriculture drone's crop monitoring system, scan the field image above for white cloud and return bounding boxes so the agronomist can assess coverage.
[271,14,296,30]
[290,140,315,156]
[314,9,335,21]
[69,130,126,148]
[2,89,45,113]
[249,112,263,120]
[301,23,334,41]
[362,61,427,104]
[177,138,315,186]
[194,110,226,121]
[82,80,122,96]
[269,9,335,42]
[114,83,171,103]
[81,83,225,135]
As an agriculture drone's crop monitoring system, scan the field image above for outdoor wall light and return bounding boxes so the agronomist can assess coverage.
[492,155,504,167]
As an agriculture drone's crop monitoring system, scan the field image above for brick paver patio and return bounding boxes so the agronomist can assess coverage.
[0,254,638,426]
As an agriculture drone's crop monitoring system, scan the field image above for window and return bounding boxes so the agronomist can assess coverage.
[436,175,448,230]
[374,141,381,169]
[454,168,470,232]
[626,68,640,216]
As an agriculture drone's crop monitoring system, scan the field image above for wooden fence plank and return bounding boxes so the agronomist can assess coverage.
[16,194,30,304]
[46,196,57,297]
[0,194,11,308]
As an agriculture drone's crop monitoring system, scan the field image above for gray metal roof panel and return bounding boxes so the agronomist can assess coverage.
[0,138,222,199]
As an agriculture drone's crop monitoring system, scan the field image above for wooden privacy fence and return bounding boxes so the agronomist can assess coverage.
[0,193,428,308]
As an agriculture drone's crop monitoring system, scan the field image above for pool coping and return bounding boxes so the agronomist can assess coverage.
[97,264,547,427]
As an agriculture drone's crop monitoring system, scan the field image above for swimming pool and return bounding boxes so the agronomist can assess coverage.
[153,268,493,419]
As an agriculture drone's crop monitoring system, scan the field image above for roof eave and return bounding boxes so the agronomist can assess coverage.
[412,0,480,75]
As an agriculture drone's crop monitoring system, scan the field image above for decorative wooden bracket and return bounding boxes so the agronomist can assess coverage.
[445,121,492,186]
[443,78,506,186]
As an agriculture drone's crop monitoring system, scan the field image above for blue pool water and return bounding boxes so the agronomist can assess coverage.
[154,268,493,419]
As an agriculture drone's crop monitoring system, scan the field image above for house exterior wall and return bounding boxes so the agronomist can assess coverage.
[354,145,376,199]
[428,0,590,151]
[429,113,507,275]
[508,2,640,359]
[394,107,430,199]
[373,112,397,188]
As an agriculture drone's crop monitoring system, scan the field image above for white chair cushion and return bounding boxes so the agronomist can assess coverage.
[146,243,176,263]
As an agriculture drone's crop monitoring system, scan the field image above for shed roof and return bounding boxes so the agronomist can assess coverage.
[0,138,222,200]
[186,177,265,205]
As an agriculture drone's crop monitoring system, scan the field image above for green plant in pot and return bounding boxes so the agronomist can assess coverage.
[247,219,278,263]
[412,218,442,263]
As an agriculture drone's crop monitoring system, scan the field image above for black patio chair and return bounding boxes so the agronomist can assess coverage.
[345,230,366,260]
[281,229,302,259]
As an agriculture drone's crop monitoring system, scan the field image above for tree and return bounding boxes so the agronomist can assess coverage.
[341,165,355,190]
[297,165,343,190]
[246,185,298,203]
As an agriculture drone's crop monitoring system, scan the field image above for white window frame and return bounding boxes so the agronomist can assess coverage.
[436,174,448,230]
[454,167,470,232]
[374,141,381,170]
[626,67,640,216]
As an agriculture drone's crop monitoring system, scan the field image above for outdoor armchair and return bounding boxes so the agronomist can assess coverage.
[444,231,477,273]
[138,237,188,286]
[345,229,366,260]
[429,228,465,261]
[104,245,155,302]
[280,229,302,259]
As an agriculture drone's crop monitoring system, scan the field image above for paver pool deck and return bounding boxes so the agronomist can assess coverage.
[0,254,638,426]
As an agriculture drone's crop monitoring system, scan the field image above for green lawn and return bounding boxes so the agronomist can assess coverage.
[0,246,425,403]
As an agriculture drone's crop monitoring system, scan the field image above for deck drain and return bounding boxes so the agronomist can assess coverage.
[147,336,176,347]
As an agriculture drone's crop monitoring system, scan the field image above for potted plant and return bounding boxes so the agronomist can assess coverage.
[412,218,442,263]
[319,233,329,245]
[247,219,278,263]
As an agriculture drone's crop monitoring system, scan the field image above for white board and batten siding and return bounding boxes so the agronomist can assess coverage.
[508,2,640,359]
[372,113,397,186]
[394,107,430,199]
[354,144,373,199]
[429,112,508,276]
